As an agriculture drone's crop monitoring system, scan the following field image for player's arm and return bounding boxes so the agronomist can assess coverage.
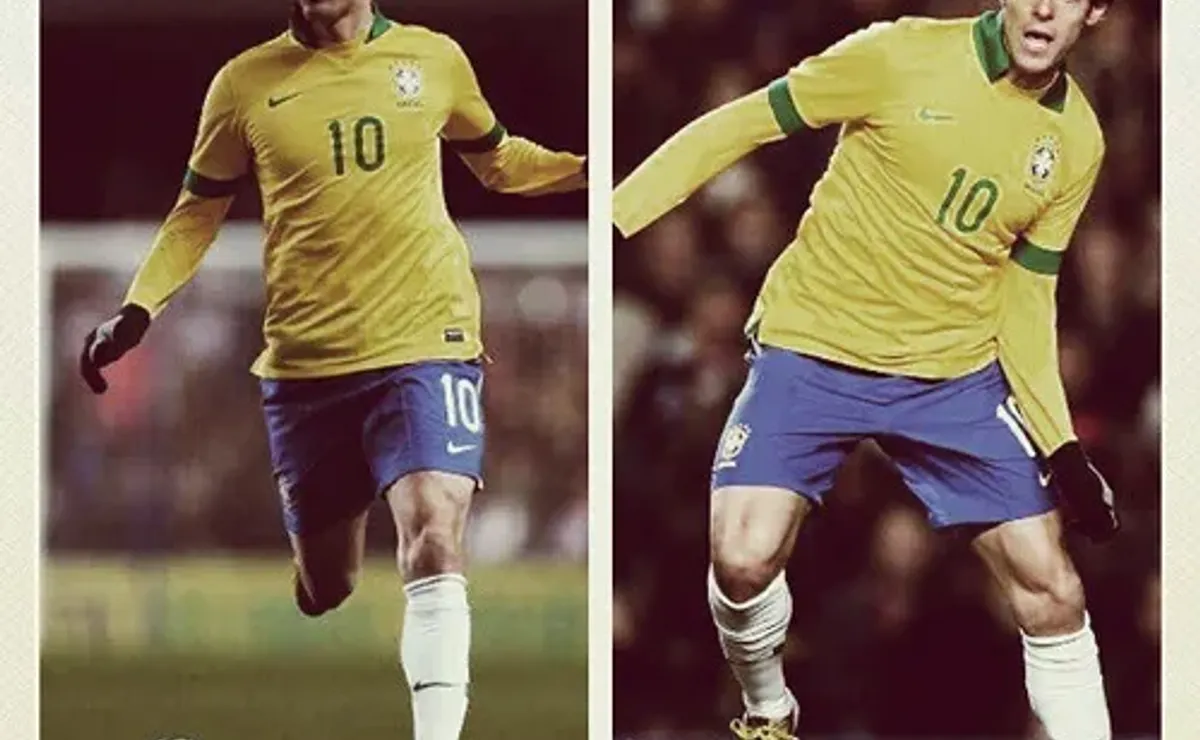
[998,150,1118,542]
[80,63,249,394]
[612,21,895,238]
[442,39,585,196]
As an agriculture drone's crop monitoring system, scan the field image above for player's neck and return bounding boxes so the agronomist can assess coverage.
[1008,68,1060,96]
[308,4,375,47]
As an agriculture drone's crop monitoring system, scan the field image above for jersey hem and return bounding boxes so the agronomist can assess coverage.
[754,329,997,382]
[250,345,485,380]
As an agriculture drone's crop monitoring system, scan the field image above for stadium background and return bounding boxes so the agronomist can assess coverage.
[40,1,586,739]
[613,0,1160,738]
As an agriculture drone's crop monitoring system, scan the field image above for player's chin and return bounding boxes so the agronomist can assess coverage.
[1010,50,1061,79]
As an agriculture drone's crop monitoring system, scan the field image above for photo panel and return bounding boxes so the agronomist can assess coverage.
[612,1,1161,737]
[39,1,588,738]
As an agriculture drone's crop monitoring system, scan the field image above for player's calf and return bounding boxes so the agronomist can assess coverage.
[974,512,1111,740]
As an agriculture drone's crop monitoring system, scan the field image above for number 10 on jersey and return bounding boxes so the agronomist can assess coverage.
[328,116,386,175]
[937,167,1000,234]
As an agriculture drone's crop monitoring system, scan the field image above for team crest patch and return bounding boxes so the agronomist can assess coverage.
[719,423,751,463]
[1026,134,1060,193]
[391,61,423,107]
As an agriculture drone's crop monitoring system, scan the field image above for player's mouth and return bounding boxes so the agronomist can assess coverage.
[1021,28,1055,55]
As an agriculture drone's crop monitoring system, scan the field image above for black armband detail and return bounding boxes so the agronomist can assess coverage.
[448,122,507,154]
[183,168,242,198]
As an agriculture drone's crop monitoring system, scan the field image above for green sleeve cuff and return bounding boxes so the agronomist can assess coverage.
[1012,236,1064,275]
[767,78,805,136]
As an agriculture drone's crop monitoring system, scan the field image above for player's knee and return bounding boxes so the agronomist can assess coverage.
[295,568,356,618]
[402,520,463,577]
[710,537,783,603]
[1010,562,1086,637]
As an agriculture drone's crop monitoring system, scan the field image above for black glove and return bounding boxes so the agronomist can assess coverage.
[1047,441,1119,543]
[80,304,151,394]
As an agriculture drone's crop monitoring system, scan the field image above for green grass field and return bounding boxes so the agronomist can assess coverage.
[41,557,587,740]
[42,653,585,740]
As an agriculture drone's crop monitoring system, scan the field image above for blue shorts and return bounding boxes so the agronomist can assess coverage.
[712,345,1053,528]
[260,360,486,535]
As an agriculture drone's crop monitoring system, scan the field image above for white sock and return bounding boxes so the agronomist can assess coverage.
[1022,612,1112,740]
[401,573,471,740]
[707,567,796,722]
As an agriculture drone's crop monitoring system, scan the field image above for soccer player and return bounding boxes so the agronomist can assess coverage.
[78,1,585,738]
[613,1,1118,738]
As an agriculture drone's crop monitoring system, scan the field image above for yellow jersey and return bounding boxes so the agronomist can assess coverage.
[749,11,1103,379]
[127,10,584,378]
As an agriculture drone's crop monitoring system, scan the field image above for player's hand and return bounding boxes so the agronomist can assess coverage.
[1047,442,1119,543]
[79,304,151,394]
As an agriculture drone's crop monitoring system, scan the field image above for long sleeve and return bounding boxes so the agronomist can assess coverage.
[612,20,897,238]
[998,147,1104,456]
[997,257,1074,455]
[458,136,585,195]
[124,61,246,316]
[612,89,785,238]
[441,37,584,196]
[124,191,233,316]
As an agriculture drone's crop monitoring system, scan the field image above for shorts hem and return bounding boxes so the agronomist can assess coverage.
[377,463,485,498]
[711,473,824,507]
[926,500,1057,530]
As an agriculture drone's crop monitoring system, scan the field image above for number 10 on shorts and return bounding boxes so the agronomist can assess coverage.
[440,372,483,434]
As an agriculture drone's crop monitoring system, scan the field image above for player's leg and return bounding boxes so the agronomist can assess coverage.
[709,484,812,729]
[289,508,371,616]
[972,512,1110,740]
[882,363,1110,740]
[367,360,485,740]
[708,347,861,734]
[260,373,385,617]
[385,471,474,740]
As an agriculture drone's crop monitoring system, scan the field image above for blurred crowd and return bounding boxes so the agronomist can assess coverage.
[46,267,589,562]
[613,0,1160,737]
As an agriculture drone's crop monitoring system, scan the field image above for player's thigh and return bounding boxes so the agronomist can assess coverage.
[881,363,1054,529]
[971,509,1085,635]
[710,484,812,599]
[711,346,864,508]
[260,373,382,547]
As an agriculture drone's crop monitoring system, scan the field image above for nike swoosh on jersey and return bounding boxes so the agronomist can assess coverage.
[267,92,303,108]
[412,681,457,692]
[446,441,478,455]
[916,107,955,123]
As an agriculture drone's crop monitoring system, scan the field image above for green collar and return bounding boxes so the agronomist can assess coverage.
[290,4,393,49]
[366,9,393,42]
[972,10,1068,113]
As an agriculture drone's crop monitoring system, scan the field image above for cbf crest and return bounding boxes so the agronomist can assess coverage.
[1025,134,1060,193]
[715,423,751,469]
[391,60,423,107]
